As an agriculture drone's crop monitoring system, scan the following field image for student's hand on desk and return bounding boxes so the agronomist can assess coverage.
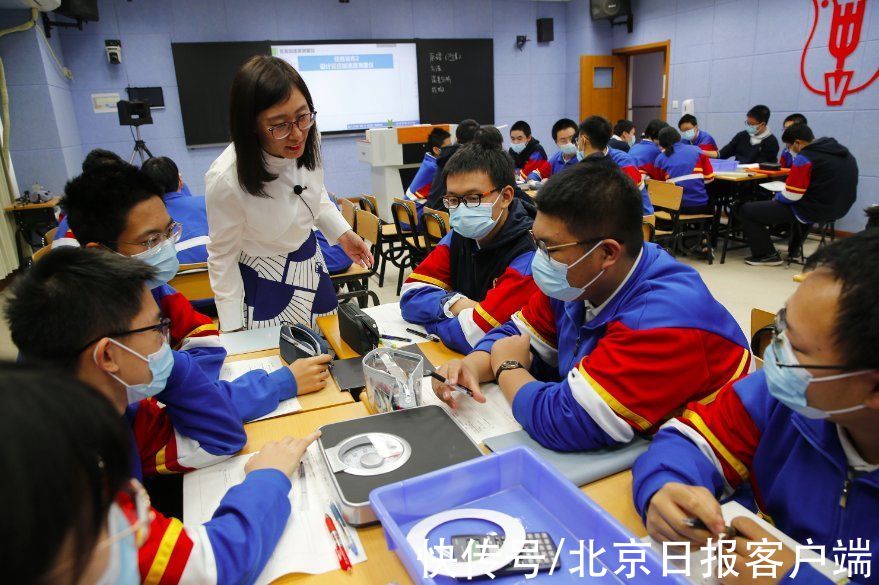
[489,334,533,374]
[338,230,374,268]
[646,482,724,546]
[432,360,485,409]
[289,354,332,394]
[245,432,321,477]
[719,517,795,585]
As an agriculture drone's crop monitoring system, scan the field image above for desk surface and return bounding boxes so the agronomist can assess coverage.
[3,197,60,212]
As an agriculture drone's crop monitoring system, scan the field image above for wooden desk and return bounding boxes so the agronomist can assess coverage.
[226,349,355,413]
[581,471,646,537]
[241,402,414,585]
[3,197,60,212]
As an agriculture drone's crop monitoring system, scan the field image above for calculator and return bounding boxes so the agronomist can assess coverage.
[450,532,559,576]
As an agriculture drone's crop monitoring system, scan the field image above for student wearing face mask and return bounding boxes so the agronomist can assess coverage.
[61,165,331,422]
[629,118,669,181]
[508,120,550,181]
[677,114,718,158]
[206,56,373,333]
[526,118,580,181]
[400,129,538,353]
[405,127,452,219]
[609,119,637,153]
[432,165,749,452]
[718,104,780,164]
[633,231,879,584]
[778,113,808,168]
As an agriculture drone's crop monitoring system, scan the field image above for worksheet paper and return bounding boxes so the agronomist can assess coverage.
[220,356,302,422]
[419,378,522,443]
[759,181,788,193]
[363,302,433,347]
[183,444,366,581]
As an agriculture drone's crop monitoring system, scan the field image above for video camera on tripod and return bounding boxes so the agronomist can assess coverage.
[116,99,154,164]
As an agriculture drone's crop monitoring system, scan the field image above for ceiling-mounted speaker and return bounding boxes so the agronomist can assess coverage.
[536,18,554,43]
[590,0,630,21]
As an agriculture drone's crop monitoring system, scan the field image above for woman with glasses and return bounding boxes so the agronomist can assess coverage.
[205,55,372,332]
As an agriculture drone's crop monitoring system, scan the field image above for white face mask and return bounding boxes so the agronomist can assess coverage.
[94,504,140,585]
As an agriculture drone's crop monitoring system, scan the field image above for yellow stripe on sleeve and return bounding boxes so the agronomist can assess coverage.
[474,303,500,328]
[143,518,185,585]
[407,273,451,290]
[515,311,556,349]
[682,410,750,481]
[577,365,652,431]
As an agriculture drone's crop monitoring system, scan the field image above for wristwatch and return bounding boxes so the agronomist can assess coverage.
[494,359,524,382]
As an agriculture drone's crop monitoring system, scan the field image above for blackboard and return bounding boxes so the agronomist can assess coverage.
[416,39,494,126]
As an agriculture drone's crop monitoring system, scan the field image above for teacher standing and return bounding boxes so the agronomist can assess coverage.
[205,55,373,331]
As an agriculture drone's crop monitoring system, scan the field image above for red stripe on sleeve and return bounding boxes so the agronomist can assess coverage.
[404,241,453,288]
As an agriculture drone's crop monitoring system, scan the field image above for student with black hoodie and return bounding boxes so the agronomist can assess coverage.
[424,118,481,211]
[508,120,549,181]
[718,104,779,164]
[401,128,539,353]
[739,123,858,266]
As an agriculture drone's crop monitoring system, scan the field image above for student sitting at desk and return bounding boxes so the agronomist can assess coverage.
[609,119,637,152]
[425,118,481,211]
[779,113,808,168]
[432,165,750,452]
[526,118,580,181]
[633,232,879,584]
[718,104,780,164]
[0,362,317,585]
[405,127,451,219]
[62,166,331,420]
[628,118,668,181]
[654,126,715,214]
[508,120,550,182]
[738,124,858,267]
[678,114,718,158]
[401,128,538,353]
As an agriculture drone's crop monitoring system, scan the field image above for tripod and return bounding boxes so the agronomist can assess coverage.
[129,125,154,164]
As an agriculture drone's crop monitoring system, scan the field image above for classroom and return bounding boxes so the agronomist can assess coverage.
[0,0,876,583]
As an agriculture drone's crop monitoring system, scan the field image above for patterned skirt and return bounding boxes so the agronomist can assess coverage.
[238,231,338,329]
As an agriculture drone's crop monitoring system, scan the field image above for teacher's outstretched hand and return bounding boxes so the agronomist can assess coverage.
[337,230,374,269]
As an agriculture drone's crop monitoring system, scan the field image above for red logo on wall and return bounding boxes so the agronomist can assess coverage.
[801,0,878,106]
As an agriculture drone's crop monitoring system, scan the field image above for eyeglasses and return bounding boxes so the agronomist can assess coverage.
[529,231,609,257]
[443,189,498,209]
[76,317,172,354]
[115,221,182,254]
[770,308,848,370]
[267,111,317,139]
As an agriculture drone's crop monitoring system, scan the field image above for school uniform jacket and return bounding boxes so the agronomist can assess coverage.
[654,143,715,209]
[628,139,664,181]
[400,199,538,353]
[405,153,439,203]
[633,370,879,584]
[779,147,794,168]
[530,150,579,180]
[164,190,210,264]
[608,147,655,216]
[474,243,750,452]
[682,129,718,153]
[510,138,550,181]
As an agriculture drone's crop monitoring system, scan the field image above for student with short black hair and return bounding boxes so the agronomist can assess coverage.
[432,165,749,452]
[779,112,808,167]
[508,120,549,181]
[629,118,668,180]
[82,147,123,173]
[405,127,452,217]
[655,126,715,213]
[536,117,580,179]
[425,118,480,211]
[609,119,636,152]
[677,114,718,158]
[718,104,779,164]
[401,128,538,353]
[633,231,879,583]
[739,123,859,266]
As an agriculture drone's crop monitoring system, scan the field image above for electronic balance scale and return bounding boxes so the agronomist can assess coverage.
[318,405,483,526]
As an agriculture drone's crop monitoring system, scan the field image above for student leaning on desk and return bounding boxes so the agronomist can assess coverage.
[633,231,879,585]
[432,164,751,452]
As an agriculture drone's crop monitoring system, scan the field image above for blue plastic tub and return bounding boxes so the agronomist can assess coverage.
[712,158,739,172]
[370,446,688,584]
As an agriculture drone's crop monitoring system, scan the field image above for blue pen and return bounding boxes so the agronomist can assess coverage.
[330,501,359,556]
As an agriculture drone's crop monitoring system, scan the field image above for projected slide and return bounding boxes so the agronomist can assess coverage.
[271,43,420,133]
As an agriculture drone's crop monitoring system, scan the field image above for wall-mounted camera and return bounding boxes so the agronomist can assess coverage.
[105,39,122,65]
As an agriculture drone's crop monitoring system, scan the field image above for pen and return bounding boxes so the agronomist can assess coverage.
[684,517,738,539]
[325,514,352,573]
[426,370,474,397]
[380,334,412,343]
[329,501,359,556]
[405,327,439,342]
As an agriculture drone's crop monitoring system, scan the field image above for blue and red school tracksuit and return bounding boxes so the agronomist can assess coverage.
[628,139,664,181]
[654,143,716,210]
[779,147,794,168]
[510,139,550,182]
[526,150,578,181]
[633,370,879,584]
[400,198,538,353]
[125,351,293,585]
[475,242,750,452]
[608,147,655,216]
[405,153,439,220]
[164,190,210,264]
[682,129,718,153]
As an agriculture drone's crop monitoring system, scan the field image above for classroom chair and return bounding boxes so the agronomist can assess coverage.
[30,243,52,263]
[647,179,715,264]
[356,193,404,288]
[338,197,357,230]
[421,208,449,252]
[749,307,776,370]
[168,262,214,301]
[332,209,382,307]
[641,216,656,243]
[390,198,428,296]
[785,220,836,268]
[43,226,58,246]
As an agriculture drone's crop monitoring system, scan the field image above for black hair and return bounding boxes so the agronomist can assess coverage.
[5,247,156,370]
[0,362,131,584]
[781,123,815,145]
[747,104,771,124]
[551,118,578,141]
[62,163,162,249]
[613,119,635,136]
[510,120,532,137]
[678,114,698,128]
[579,115,612,150]
[784,113,808,126]
[81,148,123,173]
[229,55,321,197]
[141,156,180,195]
[444,127,515,192]
[806,230,879,370]
[658,126,682,156]
[427,127,451,153]
[456,119,480,144]
[536,164,643,258]
[643,118,669,140]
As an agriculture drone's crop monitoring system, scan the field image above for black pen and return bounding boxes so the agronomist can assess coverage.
[684,517,738,539]
[380,334,412,343]
[405,327,439,342]
[426,370,474,397]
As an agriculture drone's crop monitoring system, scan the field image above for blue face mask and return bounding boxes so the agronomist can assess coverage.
[531,240,604,302]
[681,129,696,141]
[450,195,502,240]
[510,142,526,154]
[627,134,636,147]
[100,339,174,404]
[762,333,870,420]
[95,504,140,585]
[746,123,760,135]
[559,142,578,157]
[133,238,179,288]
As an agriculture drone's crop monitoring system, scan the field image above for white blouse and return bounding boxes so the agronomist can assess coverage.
[204,143,350,331]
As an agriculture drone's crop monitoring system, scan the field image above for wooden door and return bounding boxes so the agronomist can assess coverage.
[579,55,627,124]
